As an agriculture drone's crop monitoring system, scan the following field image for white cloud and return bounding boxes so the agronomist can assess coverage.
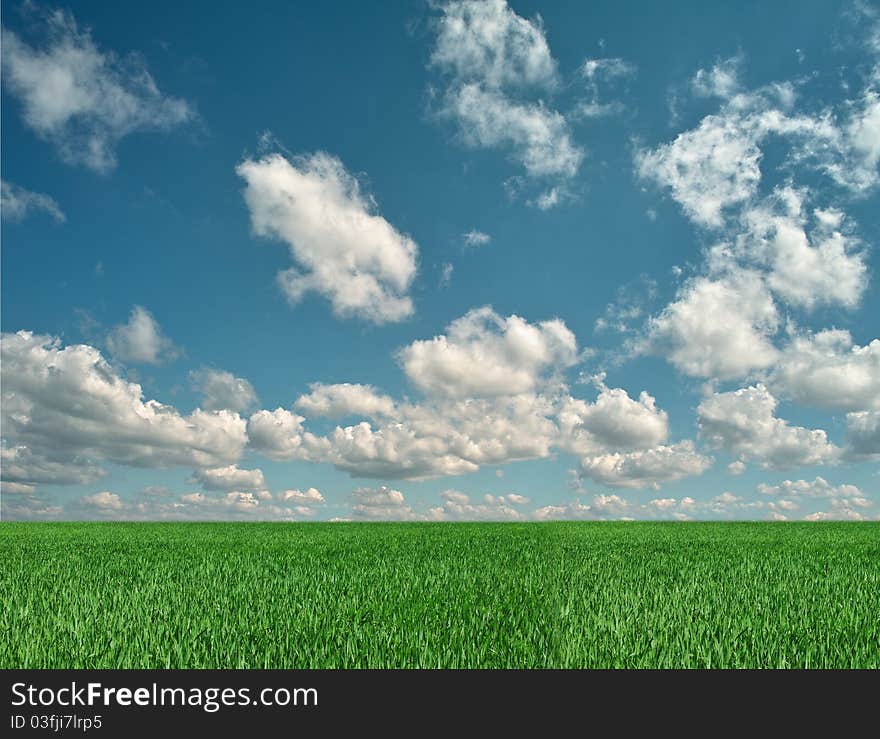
[636,85,836,228]
[771,330,880,412]
[845,410,880,460]
[430,0,581,204]
[698,384,840,469]
[844,92,880,190]
[236,308,709,483]
[1,179,65,222]
[1,331,247,488]
[81,491,122,510]
[295,383,396,419]
[350,486,419,521]
[576,57,635,119]
[1,444,105,487]
[431,0,558,91]
[191,465,266,492]
[533,499,596,520]
[577,441,712,490]
[246,408,310,461]
[463,229,491,247]
[691,56,742,99]
[557,381,669,455]
[444,83,583,181]
[440,262,454,287]
[804,498,871,521]
[1,9,191,171]
[311,393,557,480]
[278,488,324,505]
[736,189,867,310]
[190,368,259,413]
[0,480,36,495]
[107,306,178,365]
[581,57,636,81]
[728,460,746,475]
[757,476,864,498]
[427,490,527,521]
[237,152,418,323]
[399,306,578,398]
[640,271,779,380]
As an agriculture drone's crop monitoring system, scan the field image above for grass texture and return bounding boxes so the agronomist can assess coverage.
[1,521,878,668]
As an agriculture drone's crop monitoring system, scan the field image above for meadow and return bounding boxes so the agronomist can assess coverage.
[1,521,878,669]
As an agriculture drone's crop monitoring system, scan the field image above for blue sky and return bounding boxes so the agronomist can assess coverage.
[2,0,878,521]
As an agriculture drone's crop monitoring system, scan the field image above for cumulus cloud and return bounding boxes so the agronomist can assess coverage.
[557,380,669,455]
[191,465,266,492]
[444,83,583,181]
[770,330,880,412]
[577,441,712,490]
[246,408,311,461]
[736,188,867,310]
[235,307,710,485]
[427,489,528,521]
[430,0,557,90]
[278,488,324,505]
[845,410,880,460]
[698,384,840,469]
[639,271,779,380]
[350,486,419,521]
[757,476,865,498]
[295,383,396,419]
[81,491,122,510]
[237,152,418,323]
[1,331,247,489]
[1,179,65,222]
[636,82,837,228]
[106,306,178,365]
[190,368,259,413]
[1,444,105,487]
[1,8,192,171]
[399,306,579,398]
[430,0,581,205]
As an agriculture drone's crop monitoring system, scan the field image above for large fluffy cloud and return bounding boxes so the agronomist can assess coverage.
[640,271,779,380]
[295,383,395,419]
[697,384,840,469]
[399,307,579,398]
[771,330,880,412]
[736,188,867,310]
[577,441,712,490]
[1,8,191,171]
[845,410,880,460]
[191,465,266,492]
[1,331,247,488]
[237,152,418,323]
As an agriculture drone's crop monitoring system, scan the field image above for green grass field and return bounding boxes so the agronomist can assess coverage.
[1,521,878,668]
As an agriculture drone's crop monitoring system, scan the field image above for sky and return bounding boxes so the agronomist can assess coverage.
[1,0,879,522]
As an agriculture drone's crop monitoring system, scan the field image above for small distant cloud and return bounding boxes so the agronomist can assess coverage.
[463,229,491,247]
[1,180,65,223]
[440,262,453,288]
